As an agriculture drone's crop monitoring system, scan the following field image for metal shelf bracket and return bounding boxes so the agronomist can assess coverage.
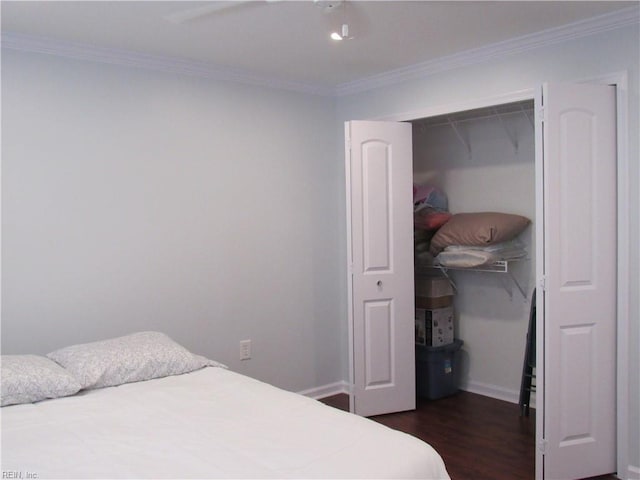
[428,260,528,301]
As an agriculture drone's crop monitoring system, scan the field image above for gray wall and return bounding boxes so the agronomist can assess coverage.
[1,50,344,394]
[337,22,639,476]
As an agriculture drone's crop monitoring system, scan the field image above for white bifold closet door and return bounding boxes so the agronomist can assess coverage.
[537,82,616,480]
[345,82,617,480]
[345,120,415,417]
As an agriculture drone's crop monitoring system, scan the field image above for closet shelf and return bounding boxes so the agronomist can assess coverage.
[414,100,534,129]
[413,99,534,158]
[418,260,528,300]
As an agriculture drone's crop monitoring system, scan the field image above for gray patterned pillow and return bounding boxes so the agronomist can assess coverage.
[47,331,224,390]
[1,355,82,407]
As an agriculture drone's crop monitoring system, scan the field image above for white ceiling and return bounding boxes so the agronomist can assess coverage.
[1,1,636,90]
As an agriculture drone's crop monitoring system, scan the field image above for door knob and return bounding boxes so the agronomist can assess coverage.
[377,280,382,287]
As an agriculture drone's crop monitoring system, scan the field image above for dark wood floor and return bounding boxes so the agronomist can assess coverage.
[319,391,617,480]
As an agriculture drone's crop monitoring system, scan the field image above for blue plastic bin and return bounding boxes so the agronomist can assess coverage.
[416,339,463,400]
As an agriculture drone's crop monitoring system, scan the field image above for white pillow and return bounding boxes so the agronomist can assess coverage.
[47,331,224,390]
[1,355,82,407]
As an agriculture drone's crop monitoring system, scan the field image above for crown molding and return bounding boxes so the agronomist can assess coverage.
[0,31,335,97]
[2,5,637,98]
[334,5,640,97]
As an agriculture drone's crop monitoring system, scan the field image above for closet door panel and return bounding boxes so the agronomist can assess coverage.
[361,141,392,272]
[558,110,597,286]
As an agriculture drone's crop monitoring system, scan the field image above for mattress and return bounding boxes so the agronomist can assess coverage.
[1,366,450,479]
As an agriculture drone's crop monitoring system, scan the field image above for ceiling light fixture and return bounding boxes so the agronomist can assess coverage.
[331,23,350,41]
[314,0,343,13]
[327,0,354,41]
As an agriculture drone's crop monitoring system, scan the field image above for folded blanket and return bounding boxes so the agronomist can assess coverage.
[436,249,498,268]
[435,240,527,268]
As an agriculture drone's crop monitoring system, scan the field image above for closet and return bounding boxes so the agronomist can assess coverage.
[410,100,536,402]
[346,81,618,480]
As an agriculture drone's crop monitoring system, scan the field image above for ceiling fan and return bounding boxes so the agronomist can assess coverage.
[164,0,344,25]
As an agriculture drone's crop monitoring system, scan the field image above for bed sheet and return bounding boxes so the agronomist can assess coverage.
[1,367,450,479]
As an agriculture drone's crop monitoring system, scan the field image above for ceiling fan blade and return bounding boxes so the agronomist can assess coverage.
[164,1,253,24]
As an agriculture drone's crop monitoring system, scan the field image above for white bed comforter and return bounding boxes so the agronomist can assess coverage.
[1,367,450,479]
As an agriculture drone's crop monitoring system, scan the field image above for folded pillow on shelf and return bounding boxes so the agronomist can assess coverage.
[414,209,452,231]
[434,240,526,267]
[429,212,530,256]
[435,249,498,268]
[413,184,448,212]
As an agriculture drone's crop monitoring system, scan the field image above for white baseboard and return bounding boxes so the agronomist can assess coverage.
[462,380,536,408]
[297,381,349,400]
[299,379,534,405]
[626,464,640,480]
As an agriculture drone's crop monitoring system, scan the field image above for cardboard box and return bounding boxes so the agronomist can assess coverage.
[415,306,454,347]
[415,295,453,309]
[415,276,454,298]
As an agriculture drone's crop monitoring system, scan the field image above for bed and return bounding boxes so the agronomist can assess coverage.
[1,332,450,479]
